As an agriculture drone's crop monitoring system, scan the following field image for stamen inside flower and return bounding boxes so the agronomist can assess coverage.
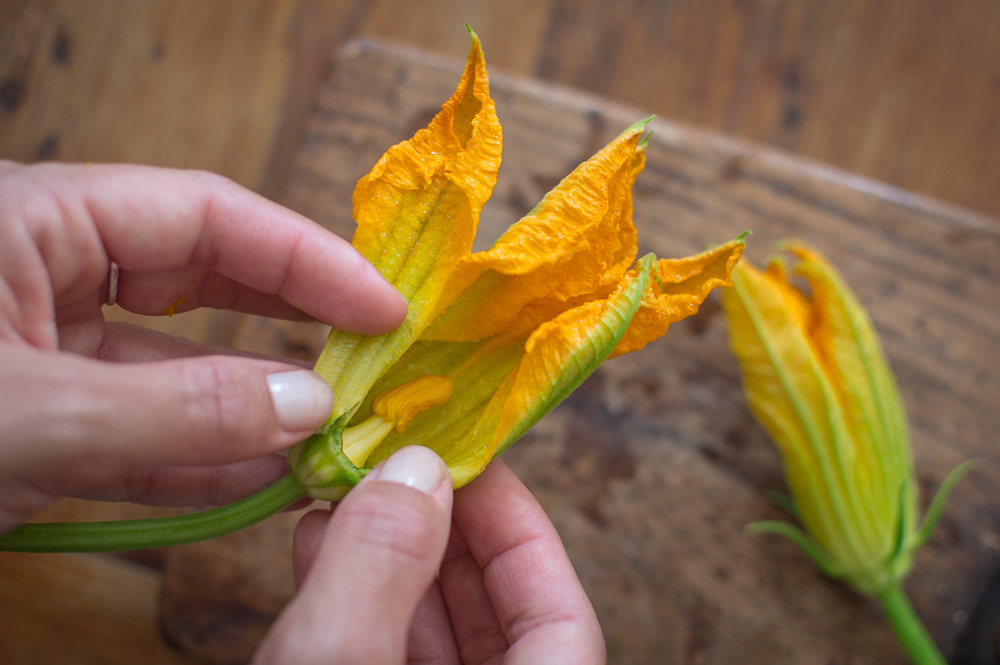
[342,375,454,467]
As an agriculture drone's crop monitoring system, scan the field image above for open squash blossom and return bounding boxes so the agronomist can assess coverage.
[289,30,747,499]
[722,242,968,665]
[0,30,744,555]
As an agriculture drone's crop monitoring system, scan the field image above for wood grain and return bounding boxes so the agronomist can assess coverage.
[0,552,199,665]
[3,0,998,218]
[156,41,1000,664]
[161,511,306,665]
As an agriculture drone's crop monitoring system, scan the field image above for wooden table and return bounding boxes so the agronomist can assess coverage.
[5,39,1000,665]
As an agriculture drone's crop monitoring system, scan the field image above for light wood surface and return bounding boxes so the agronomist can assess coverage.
[0,552,200,665]
[157,41,999,664]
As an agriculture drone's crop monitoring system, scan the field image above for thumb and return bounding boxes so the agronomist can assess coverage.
[256,446,453,665]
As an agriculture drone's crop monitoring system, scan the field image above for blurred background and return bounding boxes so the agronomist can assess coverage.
[4,0,998,347]
[4,1,999,217]
[1,1,999,663]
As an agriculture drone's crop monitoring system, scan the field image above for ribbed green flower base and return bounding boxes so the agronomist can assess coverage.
[0,474,308,553]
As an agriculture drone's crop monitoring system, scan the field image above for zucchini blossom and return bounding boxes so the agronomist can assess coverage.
[290,30,746,498]
[722,241,968,665]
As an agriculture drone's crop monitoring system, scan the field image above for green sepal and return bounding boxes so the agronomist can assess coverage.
[289,418,370,500]
[887,478,914,563]
[879,477,918,587]
[762,489,800,519]
[746,520,843,578]
[916,459,973,546]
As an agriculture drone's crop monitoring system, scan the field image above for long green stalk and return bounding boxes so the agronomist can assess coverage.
[0,474,307,553]
[875,582,946,665]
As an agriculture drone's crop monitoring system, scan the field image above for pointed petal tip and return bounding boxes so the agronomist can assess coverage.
[623,115,656,137]
[466,24,482,49]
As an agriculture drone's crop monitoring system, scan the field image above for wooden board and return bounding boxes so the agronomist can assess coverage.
[0,552,200,665]
[158,40,1000,664]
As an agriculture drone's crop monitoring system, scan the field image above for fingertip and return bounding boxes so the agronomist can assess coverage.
[366,445,451,506]
[266,369,334,434]
[265,448,454,664]
[342,257,409,335]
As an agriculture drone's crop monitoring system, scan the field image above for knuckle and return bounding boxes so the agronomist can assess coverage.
[188,168,236,190]
[176,359,267,452]
[124,469,156,505]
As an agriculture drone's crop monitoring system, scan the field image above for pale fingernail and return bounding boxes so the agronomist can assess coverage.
[267,370,334,432]
[376,446,448,495]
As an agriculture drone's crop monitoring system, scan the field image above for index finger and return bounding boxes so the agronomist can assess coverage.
[45,163,406,334]
[445,460,606,664]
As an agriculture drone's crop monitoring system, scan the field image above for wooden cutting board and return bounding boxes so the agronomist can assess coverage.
[160,39,1000,664]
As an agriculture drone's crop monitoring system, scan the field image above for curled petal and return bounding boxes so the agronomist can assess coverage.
[612,235,747,357]
[352,31,501,309]
[424,119,652,343]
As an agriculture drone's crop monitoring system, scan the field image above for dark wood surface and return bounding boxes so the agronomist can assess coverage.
[152,41,1000,664]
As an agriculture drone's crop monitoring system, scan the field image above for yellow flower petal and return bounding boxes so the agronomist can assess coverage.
[313,29,502,422]
[450,254,656,485]
[359,255,655,486]
[782,241,913,542]
[722,254,898,589]
[423,119,651,343]
[352,31,501,309]
[611,235,747,357]
[359,338,525,468]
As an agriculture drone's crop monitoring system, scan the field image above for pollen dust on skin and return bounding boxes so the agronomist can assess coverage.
[161,285,196,317]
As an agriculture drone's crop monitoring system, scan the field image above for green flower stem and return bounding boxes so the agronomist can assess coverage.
[0,474,308,553]
[875,582,946,665]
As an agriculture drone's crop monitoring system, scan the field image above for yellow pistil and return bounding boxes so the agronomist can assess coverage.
[342,375,454,467]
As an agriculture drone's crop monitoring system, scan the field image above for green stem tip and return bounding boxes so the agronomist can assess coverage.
[875,582,947,665]
[0,474,308,553]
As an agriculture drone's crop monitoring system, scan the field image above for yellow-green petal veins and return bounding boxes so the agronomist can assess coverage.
[313,30,502,426]
[722,242,965,596]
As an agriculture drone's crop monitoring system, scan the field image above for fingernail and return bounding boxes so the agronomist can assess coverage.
[267,370,334,432]
[376,446,448,495]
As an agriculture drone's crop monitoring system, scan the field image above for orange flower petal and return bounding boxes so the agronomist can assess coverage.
[423,119,651,343]
[612,235,747,357]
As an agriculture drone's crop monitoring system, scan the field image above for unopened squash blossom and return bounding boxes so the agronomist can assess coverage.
[0,30,744,553]
[722,242,969,665]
